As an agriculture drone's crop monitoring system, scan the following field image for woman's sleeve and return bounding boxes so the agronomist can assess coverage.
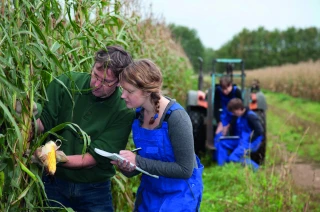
[136,110,195,179]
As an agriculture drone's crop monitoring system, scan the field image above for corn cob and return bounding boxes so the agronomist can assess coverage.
[46,142,57,175]
[40,141,58,175]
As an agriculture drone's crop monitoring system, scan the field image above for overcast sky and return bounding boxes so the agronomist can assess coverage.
[141,0,320,50]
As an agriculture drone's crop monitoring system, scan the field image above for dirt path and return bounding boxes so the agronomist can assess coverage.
[290,163,320,193]
[268,105,320,193]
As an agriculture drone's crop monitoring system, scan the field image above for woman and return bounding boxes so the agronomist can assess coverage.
[113,59,203,212]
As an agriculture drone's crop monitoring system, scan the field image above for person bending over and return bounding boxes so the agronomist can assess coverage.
[216,98,264,171]
[35,45,134,211]
[112,59,204,212]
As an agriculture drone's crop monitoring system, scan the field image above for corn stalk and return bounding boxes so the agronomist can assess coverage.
[0,0,193,211]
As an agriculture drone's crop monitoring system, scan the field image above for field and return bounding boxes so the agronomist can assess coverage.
[0,1,193,211]
[198,60,320,211]
[245,60,320,101]
[199,90,320,211]
[1,1,320,211]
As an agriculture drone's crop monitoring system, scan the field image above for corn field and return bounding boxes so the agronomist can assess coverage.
[245,60,320,101]
[0,0,192,211]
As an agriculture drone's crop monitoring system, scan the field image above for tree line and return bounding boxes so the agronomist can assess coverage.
[169,25,320,72]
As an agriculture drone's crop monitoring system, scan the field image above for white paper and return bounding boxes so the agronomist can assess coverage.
[94,148,159,179]
[219,136,240,140]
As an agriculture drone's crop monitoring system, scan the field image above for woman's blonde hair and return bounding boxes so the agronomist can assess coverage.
[120,59,162,124]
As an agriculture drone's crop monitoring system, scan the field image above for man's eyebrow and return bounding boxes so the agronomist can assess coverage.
[93,72,100,78]
[94,72,116,83]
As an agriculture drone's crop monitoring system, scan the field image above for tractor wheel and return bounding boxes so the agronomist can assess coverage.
[188,110,206,156]
[250,109,267,165]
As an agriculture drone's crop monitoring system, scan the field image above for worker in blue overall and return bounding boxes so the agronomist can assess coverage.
[214,74,242,138]
[111,59,203,211]
[216,98,264,170]
[212,71,242,161]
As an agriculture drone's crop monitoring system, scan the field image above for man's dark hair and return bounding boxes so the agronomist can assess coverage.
[227,98,244,112]
[219,75,233,89]
[251,79,260,93]
[94,45,132,79]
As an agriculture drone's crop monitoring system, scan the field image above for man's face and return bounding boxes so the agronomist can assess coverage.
[221,84,233,95]
[90,62,118,98]
[232,109,243,117]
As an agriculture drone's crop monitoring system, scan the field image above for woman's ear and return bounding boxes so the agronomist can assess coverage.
[143,91,151,97]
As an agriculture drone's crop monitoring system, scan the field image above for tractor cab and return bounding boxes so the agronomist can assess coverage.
[186,58,267,165]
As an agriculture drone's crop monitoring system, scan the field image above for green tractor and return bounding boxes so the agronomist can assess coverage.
[186,58,267,165]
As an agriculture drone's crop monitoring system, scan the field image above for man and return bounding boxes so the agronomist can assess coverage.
[35,45,135,211]
[215,98,264,171]
[213,75,242,137]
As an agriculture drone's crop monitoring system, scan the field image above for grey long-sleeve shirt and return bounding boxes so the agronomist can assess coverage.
[124,99,197,179]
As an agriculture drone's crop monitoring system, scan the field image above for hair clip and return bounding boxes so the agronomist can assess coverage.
[153,113,158,120]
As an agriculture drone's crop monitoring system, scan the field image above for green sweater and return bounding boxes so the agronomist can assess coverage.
[40,72,134,183]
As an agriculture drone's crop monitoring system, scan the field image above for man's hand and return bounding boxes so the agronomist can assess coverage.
[24,148,44,166]
[15,100,39,117]
[25,141,68,175]
[15,100,43,141]
[222,124,230,136]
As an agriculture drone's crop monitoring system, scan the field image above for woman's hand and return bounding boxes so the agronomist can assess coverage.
[110,150,137,172]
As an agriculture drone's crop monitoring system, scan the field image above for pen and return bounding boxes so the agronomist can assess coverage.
[131,147,142,153]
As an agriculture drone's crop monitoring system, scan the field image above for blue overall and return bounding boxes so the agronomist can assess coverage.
[216,110,263,170]
[132,103,204,212]
[217,85,238,126]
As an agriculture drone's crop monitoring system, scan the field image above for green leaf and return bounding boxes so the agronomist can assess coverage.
[10,180,34,206]
[0,101,23,150]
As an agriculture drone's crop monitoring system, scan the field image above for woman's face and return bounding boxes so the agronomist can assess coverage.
[120,80,149,109]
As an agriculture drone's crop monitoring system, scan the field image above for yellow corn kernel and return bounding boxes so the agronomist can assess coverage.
[46,142,57,175]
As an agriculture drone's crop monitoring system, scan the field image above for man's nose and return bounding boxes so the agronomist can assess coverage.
[94,79,103,87]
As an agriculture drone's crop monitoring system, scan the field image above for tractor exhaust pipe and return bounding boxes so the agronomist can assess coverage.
[198,57,203,91]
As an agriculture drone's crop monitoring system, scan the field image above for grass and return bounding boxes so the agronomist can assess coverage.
[200,159,318,211]
[265,91,320,122]
[1,0,319,210]
[264,90,320,162]
[198,90,320,211]
[200,145,320,211]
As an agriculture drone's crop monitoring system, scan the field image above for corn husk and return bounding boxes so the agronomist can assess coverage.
[37,140,68,175]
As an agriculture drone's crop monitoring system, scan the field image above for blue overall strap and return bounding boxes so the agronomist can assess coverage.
[231,85,238,97]
[217,85,237,95]
[163,102,184,122]
[219,85,238,126]
[135,107,142,119]
[135,104,184,121]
